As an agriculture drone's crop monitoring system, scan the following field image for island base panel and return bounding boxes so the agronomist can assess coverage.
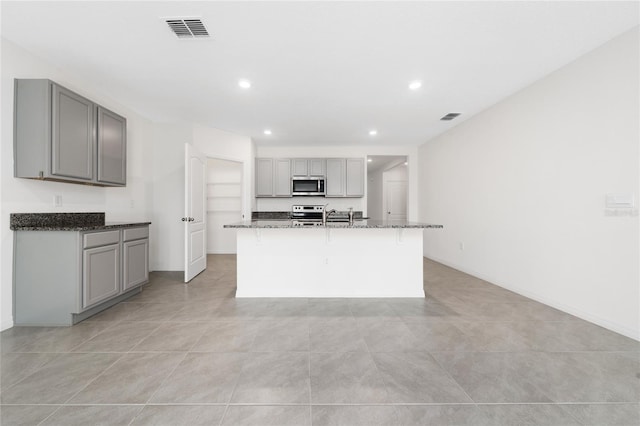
[236,228,424,297]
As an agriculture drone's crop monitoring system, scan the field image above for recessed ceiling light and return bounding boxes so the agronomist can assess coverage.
[367,158,373,162]
[369,130,378,136]
[263,129,272,135]
[404,162,408,166]
[408,80,422,90]
[238,79,251,89]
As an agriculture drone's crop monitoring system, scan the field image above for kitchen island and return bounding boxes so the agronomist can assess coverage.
[224,220,443,297]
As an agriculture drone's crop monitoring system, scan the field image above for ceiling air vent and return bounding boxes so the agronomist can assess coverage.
[440,113,461,121]
[166,18,210,39]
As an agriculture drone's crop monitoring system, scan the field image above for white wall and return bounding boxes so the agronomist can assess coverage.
[1,39,156,330]
[0,39,254,330]
[256,145,419,219]
[418,28,639,339]
[151,124,255,271]
[149,123,192,272]
[367,169,384,220]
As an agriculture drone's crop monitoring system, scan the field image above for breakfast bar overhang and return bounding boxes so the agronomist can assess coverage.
[224,220,443,297]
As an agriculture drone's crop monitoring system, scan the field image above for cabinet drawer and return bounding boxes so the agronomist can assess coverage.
[123,227,149,242]
[83,230,120,249]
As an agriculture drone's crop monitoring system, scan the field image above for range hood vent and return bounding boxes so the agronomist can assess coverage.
[440,112,461,121]
[166,18,210,38]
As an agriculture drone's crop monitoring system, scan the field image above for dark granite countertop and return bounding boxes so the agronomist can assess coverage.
[10,213,151,231]
[224,220,443,229]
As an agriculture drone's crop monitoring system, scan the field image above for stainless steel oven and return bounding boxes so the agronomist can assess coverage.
[291,205,324,222]
[292,177,325,196]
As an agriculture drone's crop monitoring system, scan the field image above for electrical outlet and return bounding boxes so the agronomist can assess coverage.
[459,241,465,251]
[53,195,62,207]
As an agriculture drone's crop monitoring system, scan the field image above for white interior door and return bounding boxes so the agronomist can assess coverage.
[184,143,207,282]
[386,181,407,221]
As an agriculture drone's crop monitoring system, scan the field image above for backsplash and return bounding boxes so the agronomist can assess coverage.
[255,197,364,213]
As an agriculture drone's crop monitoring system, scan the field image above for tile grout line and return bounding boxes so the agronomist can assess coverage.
[58,353,126,406]
[0,352,59,393]
[59,321,164,406]
[36,404,63,426]
[350,303,394,406]
[3,402,638,407]
[308,312,313,424]
[426,350,478,406]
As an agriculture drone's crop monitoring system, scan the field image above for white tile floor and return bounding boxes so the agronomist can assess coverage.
[1,255,638,425]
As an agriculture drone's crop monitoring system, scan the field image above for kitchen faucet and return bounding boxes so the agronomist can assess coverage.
[322,204,337,225]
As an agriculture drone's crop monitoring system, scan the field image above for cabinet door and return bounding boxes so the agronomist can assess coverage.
[97,106,126,185]
[346,158,365,197]
[325,158,345,197]
[83,243,120,309]
[274,159,292,197]
[255,158,274,197]
[292,159,308,177]
[309,159,326,176]
[51,84,94,180]
[123,239,149,291]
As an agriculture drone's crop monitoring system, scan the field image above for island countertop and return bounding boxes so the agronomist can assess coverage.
[224,219,443,229]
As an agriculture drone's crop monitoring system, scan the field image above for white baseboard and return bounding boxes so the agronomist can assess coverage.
[1,318,14,331]
[424,255,640,342]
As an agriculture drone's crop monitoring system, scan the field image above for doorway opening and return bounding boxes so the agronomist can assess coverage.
[206,158,243,254]
[366,156,408,221]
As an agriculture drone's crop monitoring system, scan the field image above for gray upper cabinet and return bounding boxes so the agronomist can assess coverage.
[309,159,326,176]
[274,159,292,197]
[51,84,95,181]
[293,158,325,177]
[14,79,127,187]
[325,158,346,197]
[97,106,126,185]
[326,158,364,198]
[255,158,292,197]
[345,158,365,197]
[255,158,274,197]
[256,156,362,198]
[292,159,308,177]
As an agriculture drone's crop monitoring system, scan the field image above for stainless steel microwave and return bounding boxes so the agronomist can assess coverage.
[292,177,325,196]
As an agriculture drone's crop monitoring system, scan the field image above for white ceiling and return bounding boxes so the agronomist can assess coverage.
[2,1,638,147]
[367,155,407,175]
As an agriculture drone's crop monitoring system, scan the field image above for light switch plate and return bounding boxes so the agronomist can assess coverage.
[605,194,634,209]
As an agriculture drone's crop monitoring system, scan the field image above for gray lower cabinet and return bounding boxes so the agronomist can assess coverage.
[14,79,127,187]
[83,243,120,309]
[123,239,149,291]
[14,226,149,326]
